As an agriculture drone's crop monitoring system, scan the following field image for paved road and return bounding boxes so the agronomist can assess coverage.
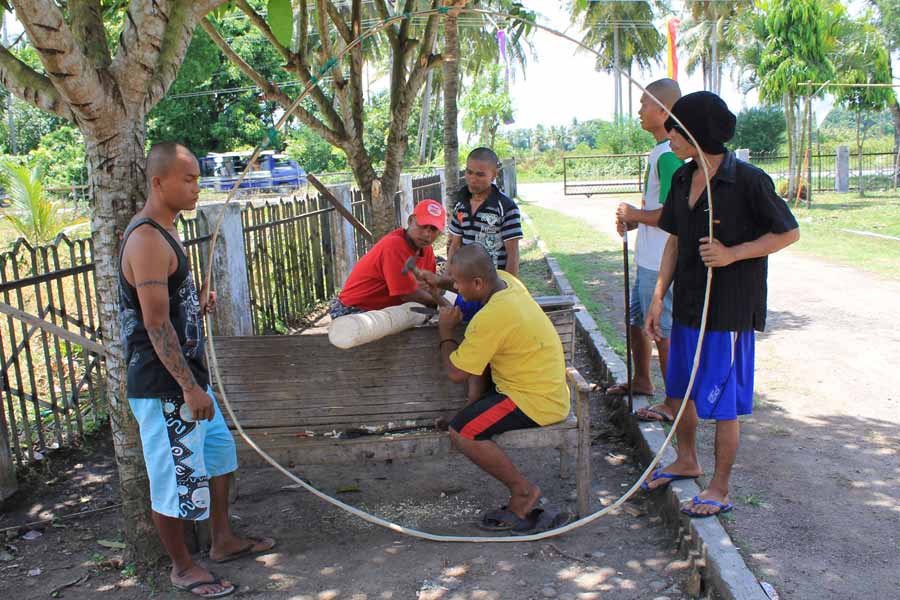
[520,182,900,600]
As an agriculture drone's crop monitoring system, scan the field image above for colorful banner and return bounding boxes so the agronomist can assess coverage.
[498,28,514,125]
[497,29,509,84]
[666,17,680,81]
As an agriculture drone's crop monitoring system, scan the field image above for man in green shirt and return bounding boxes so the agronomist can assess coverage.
[610,79,684,423]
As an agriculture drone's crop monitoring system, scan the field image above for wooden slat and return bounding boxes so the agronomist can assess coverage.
[213,299,578,437]
[233,419,577,466]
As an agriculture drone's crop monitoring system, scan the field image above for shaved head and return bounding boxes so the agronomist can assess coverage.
[146,142,195,183]
[450,243,498,281]
[467,147,500,168]
[644,78,682,110]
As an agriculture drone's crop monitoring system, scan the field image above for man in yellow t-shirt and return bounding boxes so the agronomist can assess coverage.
[437,244,570,533]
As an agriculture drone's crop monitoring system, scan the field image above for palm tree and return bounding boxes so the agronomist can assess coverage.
[569,0,664,122]
[680,1,749,94]
[441,0,536,201]
[0,161,86,245]
[443,1,466,208]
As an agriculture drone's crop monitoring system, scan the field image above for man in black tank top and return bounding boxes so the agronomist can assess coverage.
[120,142,273,597]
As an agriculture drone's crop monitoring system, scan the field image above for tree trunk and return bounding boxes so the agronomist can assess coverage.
[613,25,621,124]
[480,115,492,146]
[417,70,434,164]
[796,95,809,203]
[890,100,900,187]
[443,11,462,210]
[710,22,718,94]
[427,85,442,162]
[85,121,164,562]
[784,93,796,200]
[627,62,632,118]
[857,110,864,198]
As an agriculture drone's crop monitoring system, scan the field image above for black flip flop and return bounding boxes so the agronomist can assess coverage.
[211,537,276,564]
[478,508,532,531]
[173,574,236,598]
[512,507,572,535]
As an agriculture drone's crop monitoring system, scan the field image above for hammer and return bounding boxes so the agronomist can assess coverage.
[402,256,451,308]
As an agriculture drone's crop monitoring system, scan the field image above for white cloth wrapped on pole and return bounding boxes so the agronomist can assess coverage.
[328,302,430,349]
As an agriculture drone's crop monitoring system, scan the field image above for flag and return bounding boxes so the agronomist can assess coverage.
[666,18,680,80]
[497,29,509,85]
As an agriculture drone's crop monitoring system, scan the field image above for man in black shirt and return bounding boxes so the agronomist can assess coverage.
[641,93,799,518]
[120,143,274,596]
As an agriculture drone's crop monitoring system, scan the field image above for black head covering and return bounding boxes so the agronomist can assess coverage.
[665,91,736,155]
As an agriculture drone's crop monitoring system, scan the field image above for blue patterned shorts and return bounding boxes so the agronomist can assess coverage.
[128,387,237,520]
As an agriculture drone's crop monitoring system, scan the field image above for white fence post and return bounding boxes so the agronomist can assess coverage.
[835,146,850,193]
[327,183,357,287]
[436,167,449,211]
[501,158,518,198]
[399,174,415,225]
[197,203,253,336]
[736,148,750,163]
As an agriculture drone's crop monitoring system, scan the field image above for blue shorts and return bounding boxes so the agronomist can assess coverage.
[129,387,237,520]
[454,294,483,323]
[629,266,673,338]
[665,321,755,421]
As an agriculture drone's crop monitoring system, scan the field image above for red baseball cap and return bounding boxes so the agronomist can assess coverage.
[413,199,446,230]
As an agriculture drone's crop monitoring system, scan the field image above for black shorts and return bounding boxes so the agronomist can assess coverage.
[449,391,539,441]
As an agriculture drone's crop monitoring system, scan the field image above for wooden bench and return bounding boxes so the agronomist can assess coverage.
[212,296,592,516]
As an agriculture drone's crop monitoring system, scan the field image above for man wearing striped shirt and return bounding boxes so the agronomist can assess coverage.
[448,147,523,278]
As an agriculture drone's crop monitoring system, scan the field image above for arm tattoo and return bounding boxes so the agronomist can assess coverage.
[146,322,199,392]
[135,279,168,289]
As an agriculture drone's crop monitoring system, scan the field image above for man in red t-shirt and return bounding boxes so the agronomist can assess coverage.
[330,199,446,317]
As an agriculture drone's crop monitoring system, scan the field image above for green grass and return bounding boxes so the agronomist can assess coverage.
[519,202,628,358]
[791,190,900,279]
[518,217,559,296]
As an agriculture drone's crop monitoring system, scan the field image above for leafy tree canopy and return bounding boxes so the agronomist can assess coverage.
[731,106,786,154]
[147,18,288,156]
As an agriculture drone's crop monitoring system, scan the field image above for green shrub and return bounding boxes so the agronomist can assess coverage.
[732,107,786,155]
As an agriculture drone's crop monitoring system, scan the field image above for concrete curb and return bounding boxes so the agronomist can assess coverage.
[523,211,769,600]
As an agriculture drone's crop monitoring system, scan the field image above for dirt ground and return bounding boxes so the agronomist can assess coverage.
[0,345,700,600]
[521,181,900,600]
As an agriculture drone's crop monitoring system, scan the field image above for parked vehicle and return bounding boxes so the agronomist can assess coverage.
[199,151,307,192]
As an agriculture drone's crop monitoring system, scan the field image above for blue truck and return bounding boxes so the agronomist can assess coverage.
[199,151,307,192]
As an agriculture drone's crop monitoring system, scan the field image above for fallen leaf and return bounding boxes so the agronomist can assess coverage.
[336,485,361,494]
[623,504,646,518]
[97,539,126,549]
[28,567,41,576]
[21,530,43,541]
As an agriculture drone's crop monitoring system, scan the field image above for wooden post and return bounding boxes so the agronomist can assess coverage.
[327,183,357,287]
[567,367,592,518]
[0,415,16,500]
[197,203,253,337]
[736,148,750,163]
[399,174,415,225]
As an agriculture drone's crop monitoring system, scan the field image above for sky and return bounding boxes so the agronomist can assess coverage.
[501,0,831,131]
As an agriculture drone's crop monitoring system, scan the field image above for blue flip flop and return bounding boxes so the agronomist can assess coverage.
[681,495,733,518]
[640,469,698,492]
